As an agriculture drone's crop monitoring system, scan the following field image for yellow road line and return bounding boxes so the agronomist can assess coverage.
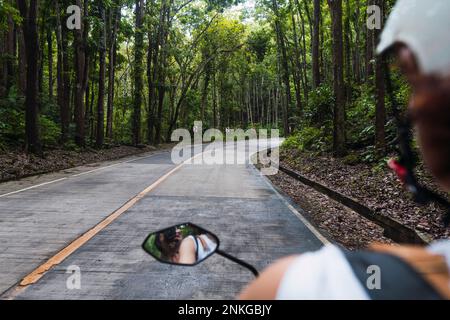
[19,152,202,287]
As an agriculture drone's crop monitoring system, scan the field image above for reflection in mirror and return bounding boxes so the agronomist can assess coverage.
[142,223,219,266]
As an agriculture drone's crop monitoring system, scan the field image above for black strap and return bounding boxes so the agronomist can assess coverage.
[193,236,199,261]
[384,60,450,225]
[343,250,444,300]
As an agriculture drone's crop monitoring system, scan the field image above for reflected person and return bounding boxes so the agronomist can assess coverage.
[155,227,183,263]
[178,233,218,264]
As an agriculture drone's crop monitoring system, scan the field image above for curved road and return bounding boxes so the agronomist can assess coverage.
[0,140,325,299]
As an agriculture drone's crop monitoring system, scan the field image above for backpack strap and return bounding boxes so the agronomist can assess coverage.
[370,243,450,299]
[343,249,445,300]
[198,235,209,252]
[192,236,199,261]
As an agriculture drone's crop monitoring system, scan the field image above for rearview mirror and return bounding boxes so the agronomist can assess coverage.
[142,223,219,266]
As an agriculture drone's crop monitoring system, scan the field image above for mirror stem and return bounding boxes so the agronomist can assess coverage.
[216,249,259,277]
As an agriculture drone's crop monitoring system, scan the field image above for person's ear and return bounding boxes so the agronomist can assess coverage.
[396,45,420,85]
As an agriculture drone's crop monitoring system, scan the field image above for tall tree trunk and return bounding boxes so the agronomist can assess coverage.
[200,69,210,124]
[297,4,309,104]
[17,0,42,154]
[0,31,4,97]
[3,6,15,96]
[289,3,303,120]
[74,0,86,146]
[212,70,217,128]
[96,2,107,148]
[17,24,27,94]
[132,0,145,146]
[300,0,313,42]
[344,0,352,101]
[38,15,45,100]
[353,1,362,84]
[55,0,69,143]
[147,41,156,144]
[312,0,321,88]
[365,0,374,79]
[106,3,120,140]
[328,0,346,156]
[374,0,386,156]
[272,0,291,136]
[88,64,96,143]
[147,0,159,145]
[200,51,212,124]
[47,27,53,100]
[82,0,90,129]
[154,0,170,145]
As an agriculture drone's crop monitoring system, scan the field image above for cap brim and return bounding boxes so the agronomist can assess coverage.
[377,36,394,55]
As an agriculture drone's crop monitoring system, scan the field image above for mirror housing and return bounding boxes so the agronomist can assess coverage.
[142,223,220,266]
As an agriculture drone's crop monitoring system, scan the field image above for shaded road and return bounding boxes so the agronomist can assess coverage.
[1,140,325,299]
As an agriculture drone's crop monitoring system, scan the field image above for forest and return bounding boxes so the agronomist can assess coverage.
[2,0,450,273]
[0,0,403,160]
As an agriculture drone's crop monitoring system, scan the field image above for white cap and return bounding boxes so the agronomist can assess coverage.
[377,0,450,77]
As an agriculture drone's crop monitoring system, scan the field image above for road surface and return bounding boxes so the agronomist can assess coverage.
[0,140,325,299]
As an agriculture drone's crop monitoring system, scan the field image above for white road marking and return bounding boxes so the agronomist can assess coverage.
[249,143,330,246]
[0,151,168,198]
[12,151,204,291]
[262,174,330,245]
[0,178,68,199]
[70,162,125,177]
[282,199,330,245]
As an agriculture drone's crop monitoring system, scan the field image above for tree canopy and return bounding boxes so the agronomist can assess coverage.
[0,0,405,161]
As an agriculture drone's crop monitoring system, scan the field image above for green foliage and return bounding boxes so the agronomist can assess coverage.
[143,234,161,259]
[342,153,360,165]
[306,85,334,125]
[0,106,25,146]
[112,96,133,145]
[347,83,376,145]
[0,87,25,147]
[282,126,329,153]
[0,2,21,31]
[247,28,271,62]
[0,0,410,163]
[360,145,377,163]
[40,116,60,147]
[372,156,391,173]
[0,87,60,149]
[181,90,201,128]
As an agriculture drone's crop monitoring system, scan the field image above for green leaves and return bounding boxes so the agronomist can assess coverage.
[247,28,271,62]
[0,1,21,31]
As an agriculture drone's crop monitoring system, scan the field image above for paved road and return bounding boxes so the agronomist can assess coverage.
[0,140,324,300]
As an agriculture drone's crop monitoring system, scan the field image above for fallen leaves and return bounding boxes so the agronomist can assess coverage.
[0,145,167,183]
[271,149,450,247]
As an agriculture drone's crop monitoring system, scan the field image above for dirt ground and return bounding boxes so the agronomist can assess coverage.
[0,144,173,183]
[266,148,450,249]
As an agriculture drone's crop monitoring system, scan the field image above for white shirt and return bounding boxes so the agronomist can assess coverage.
[276,245,370,300]
[187,235,218,261]
[276,242,450,300]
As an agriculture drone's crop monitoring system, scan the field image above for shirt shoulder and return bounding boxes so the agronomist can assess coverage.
[276,245,370,300]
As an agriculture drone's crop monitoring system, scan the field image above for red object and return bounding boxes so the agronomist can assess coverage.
[388,158,408,184]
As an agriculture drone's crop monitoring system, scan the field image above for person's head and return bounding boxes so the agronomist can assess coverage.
[378,0,450,191]
[155,227,182,261]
